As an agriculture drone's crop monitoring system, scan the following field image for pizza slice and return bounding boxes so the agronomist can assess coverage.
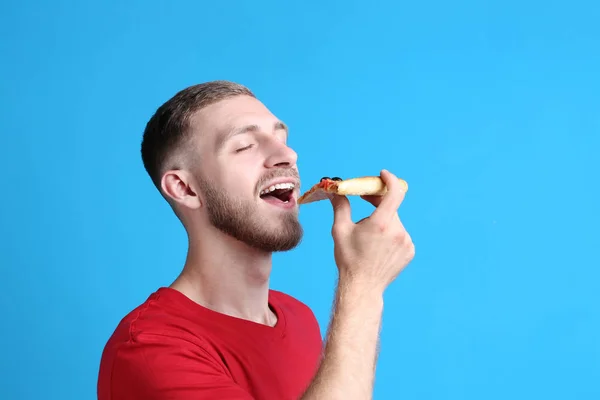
[298,176,408,205]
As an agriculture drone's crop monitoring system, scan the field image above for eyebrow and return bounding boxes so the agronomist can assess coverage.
[216,121,288,151]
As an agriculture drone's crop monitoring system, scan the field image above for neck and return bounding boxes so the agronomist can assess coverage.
[170,226,277,327]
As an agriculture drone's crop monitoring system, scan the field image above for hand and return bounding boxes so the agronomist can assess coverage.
[329,170,415,294]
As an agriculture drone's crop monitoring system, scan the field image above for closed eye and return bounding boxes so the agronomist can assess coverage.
[235,144,254,153]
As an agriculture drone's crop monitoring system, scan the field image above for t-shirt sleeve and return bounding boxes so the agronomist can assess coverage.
[107,332,255,400]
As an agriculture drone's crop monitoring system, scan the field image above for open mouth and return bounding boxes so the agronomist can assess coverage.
[259,182,295,204]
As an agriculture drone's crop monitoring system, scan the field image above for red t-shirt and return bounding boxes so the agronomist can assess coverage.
[98,287,323,399]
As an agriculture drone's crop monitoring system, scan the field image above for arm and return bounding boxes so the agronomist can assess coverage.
[301,281,384,400]
[302,170,414,400]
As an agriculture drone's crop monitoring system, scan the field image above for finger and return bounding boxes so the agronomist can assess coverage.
[370,169,406,221]
[329,194,353,229]
[360,194,383,207]
[362,194,402,224]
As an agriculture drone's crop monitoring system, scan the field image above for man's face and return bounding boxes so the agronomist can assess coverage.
[190,95,303,252]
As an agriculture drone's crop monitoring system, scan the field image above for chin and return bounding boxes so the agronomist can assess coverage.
[256,217,303,252]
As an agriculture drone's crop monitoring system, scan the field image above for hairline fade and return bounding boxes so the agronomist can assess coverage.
[140,80,256,192]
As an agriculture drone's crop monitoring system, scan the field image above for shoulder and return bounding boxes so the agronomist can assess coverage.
[101,289,216,351]
[98,291,259,400]
[99,289,227,378]
[98,290,230,399]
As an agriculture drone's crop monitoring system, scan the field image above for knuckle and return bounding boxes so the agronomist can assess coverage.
[391,225,409,244]
[406,240,415,258]
[376,221,388,233]
[331,224,348,239]
[331,226,341,238]
[392,231,406,244]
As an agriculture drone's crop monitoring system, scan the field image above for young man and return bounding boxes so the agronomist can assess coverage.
[97,81,415,399]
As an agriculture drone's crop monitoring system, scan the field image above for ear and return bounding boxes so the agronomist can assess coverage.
[160,169,202,210]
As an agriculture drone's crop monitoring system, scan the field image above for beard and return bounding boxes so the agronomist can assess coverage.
[198,174,303,252]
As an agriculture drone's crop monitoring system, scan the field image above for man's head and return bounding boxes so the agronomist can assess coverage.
[141,81,302,252]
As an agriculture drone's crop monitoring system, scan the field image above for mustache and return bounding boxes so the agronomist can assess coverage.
[256,168,300,191]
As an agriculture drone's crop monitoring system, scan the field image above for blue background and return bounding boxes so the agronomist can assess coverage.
[1,1,599,399]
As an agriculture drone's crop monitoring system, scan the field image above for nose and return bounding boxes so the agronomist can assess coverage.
[264,140,298,168]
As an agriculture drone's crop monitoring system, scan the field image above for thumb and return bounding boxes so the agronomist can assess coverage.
[329,194,352,229]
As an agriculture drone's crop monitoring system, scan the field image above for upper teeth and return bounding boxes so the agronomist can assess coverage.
[260,182,295,195]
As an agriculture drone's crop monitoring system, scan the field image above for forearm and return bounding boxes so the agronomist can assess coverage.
[301,280,384,400]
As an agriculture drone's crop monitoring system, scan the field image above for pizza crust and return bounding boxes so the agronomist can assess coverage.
[298,176,408,205]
